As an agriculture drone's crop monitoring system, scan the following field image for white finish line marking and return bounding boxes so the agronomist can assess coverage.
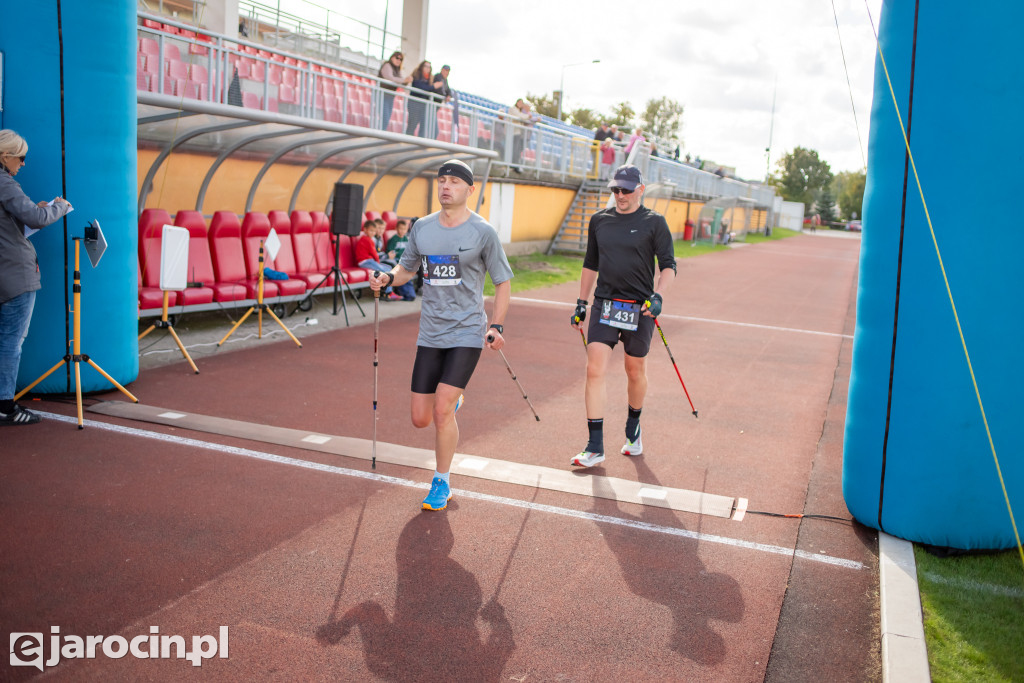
[301,434,332,445]
[38,411,864,571]
[511,296,853,340]
[157,411,187,419]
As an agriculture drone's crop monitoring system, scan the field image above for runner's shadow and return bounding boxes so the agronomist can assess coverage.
[591,456,744,665]
[317,503,514,681]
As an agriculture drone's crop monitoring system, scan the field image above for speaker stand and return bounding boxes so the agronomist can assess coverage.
[292,234,365,325]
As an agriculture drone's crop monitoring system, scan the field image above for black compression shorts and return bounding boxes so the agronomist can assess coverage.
[411,346,483,393]
[587,298,656,357]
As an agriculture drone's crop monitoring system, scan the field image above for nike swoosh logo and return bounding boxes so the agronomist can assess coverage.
[458,246,472,251]
[630,230,638,233]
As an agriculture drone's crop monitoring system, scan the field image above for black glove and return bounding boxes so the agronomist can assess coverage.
[645,293,663,318]
[572,299,588,325]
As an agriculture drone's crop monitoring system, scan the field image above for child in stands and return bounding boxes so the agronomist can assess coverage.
[386,219,416,300]
[356,219,402,300]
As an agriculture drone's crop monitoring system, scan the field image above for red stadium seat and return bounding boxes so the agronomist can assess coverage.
[363,211,381,224]
[267,210,315,289]
[290,210,333,286]
[241,212,305,296]
[241,92,261,109]
[173,210,244,303]
[381,211,398,231]
[138,209,211,305]
[139,259,173,310]
[209,211,276,299]
[311,212,366,285]
[333,234,368,284]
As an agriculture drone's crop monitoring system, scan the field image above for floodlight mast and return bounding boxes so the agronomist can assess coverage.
[557,59,601,122]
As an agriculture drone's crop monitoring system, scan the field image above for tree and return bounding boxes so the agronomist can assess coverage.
[815,187,838,223]
[607,101,636,129]
[639,96,684,143]
[568,107,601,130]
[771,147,833,207]
[833,170,866,220]
[524,92,560,120]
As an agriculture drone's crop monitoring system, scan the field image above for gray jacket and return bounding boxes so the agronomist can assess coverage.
[0,168,70,304]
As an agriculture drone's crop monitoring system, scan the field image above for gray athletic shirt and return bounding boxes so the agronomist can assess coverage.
[399,210,514,348]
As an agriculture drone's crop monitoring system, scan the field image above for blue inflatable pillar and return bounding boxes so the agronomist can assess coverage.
[1,1,138,394]
[843,2,1023,549]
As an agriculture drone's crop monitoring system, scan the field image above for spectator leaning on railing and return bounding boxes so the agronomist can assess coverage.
[507,98,538,172]
[406,60,437,137]
[378,51,412,131]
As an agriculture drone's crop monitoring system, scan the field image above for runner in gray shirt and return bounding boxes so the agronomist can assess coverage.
[370,159,513,511]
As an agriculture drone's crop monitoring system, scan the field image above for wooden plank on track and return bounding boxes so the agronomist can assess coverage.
[88,401,739,519]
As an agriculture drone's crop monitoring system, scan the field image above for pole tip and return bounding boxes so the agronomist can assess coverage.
[535,415,540,421]
[692,411,699,419]
[371,457,376,470]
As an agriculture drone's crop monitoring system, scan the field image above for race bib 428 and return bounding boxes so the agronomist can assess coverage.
[422,254,462,286]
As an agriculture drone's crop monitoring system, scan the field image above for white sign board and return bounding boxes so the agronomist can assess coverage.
[159,225,190,291]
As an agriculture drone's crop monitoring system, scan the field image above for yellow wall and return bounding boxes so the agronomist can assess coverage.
[139,150,434,218]
[509,185,575,242]
[138,150,721,246]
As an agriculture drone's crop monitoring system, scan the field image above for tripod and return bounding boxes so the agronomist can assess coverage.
[138,291,199,373]
[293,232,365,325]
[16,238,139,429]
[218,240,302,348]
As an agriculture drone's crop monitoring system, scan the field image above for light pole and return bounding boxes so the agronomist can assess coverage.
[557,59,600,122]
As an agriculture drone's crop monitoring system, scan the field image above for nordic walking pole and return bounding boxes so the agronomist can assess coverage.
[488,331,540,421]
[372,273,382,469]
[649,313,699,419]
[572,302,587,350]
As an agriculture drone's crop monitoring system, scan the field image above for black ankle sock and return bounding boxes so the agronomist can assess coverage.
[626,405,642,441]
[0,399,14,414]
[586,418,604,453]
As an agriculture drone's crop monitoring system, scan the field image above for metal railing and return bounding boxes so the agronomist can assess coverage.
[238,0,402,67]
[136,12,775,205]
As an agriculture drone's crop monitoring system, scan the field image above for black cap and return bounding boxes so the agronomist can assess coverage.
[608,164,643,191]
[438,159,474,185]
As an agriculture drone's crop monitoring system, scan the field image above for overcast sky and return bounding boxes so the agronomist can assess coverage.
[320,0,884,180]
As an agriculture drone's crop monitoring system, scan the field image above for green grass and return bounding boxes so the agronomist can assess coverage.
[743,227,802,243]
[915,546,1024,682]
[485,228,798,295]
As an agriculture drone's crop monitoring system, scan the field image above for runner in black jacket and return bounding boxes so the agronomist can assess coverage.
[569,165,676,467]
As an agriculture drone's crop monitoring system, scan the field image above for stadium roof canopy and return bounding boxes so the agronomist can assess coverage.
[137,92,497,215]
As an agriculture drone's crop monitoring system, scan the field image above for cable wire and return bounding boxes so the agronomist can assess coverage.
[831,0,868,171]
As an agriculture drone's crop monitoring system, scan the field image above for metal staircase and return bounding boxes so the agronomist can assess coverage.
[546,179,609,254]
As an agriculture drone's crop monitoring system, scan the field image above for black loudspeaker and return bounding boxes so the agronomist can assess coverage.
[331,183,364,236]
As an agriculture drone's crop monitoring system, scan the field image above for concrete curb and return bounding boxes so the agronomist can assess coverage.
[878,532,931,682]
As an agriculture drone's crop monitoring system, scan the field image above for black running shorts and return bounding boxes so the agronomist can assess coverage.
[587,299,656,357]
[411,346,483,393]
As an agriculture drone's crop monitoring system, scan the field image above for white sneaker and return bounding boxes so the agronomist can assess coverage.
[571,450,605,467]
[620,427,643,456]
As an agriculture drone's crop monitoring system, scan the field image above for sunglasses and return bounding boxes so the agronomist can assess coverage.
[610,187,634,195]
[394,55,404,61]
[5,155,25,162]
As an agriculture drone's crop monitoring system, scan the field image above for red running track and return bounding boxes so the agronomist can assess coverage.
[0,234,878,681]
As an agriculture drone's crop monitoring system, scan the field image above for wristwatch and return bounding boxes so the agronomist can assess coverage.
[488,323,504,334]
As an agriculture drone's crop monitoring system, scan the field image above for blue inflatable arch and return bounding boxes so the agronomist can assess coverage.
[843,2,1023,549]
[1,1,138,394]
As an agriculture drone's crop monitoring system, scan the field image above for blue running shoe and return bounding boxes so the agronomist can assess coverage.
[422,477,452,511]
